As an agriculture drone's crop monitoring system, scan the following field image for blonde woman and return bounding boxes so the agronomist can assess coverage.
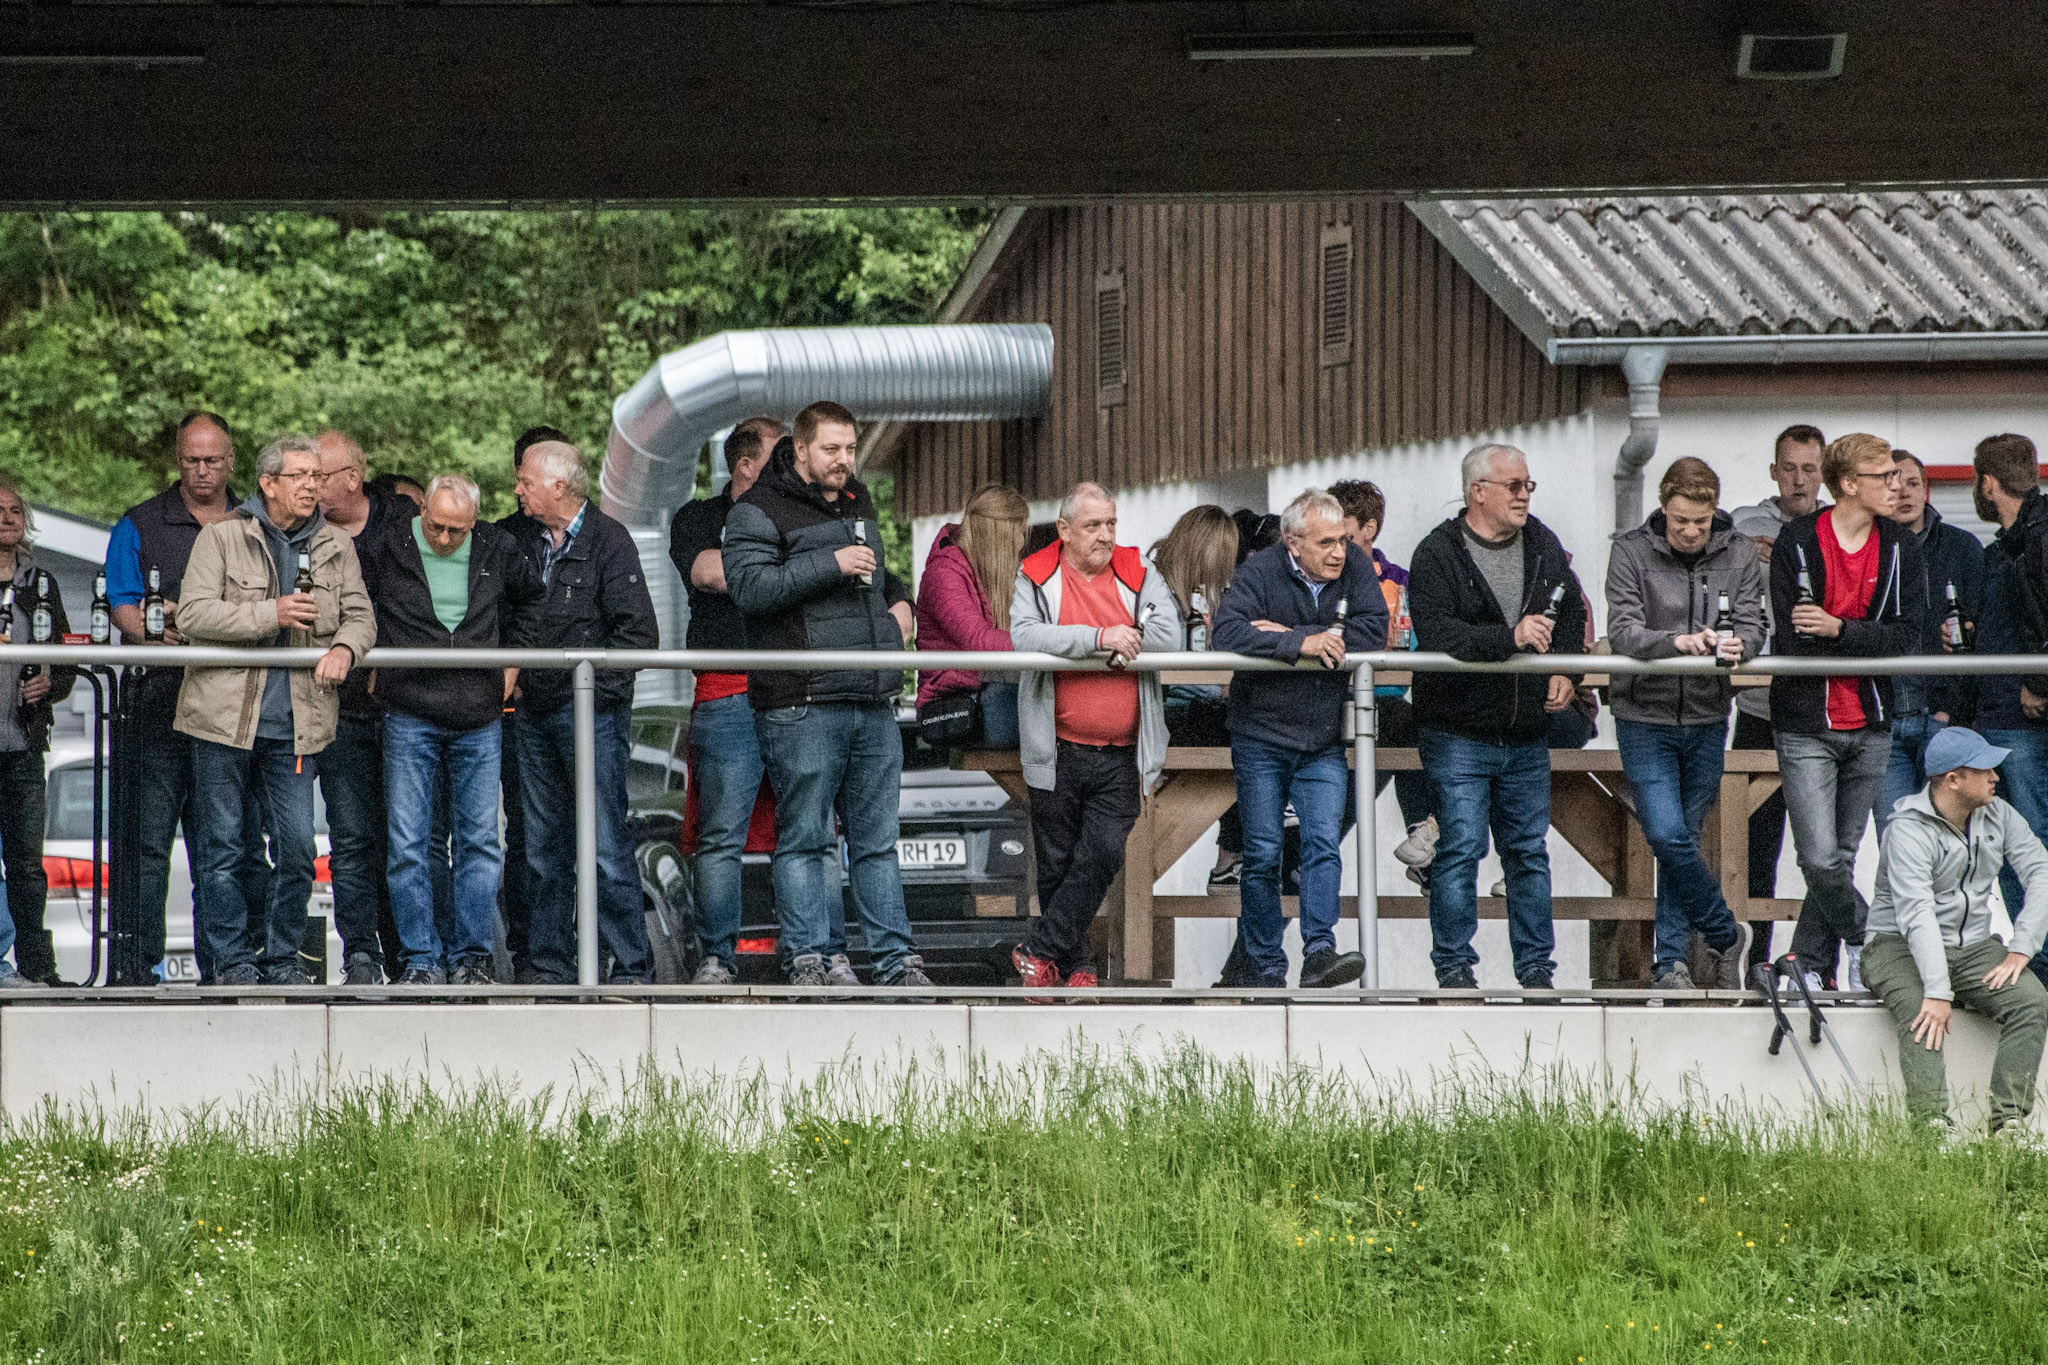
[1150,505,1244,883]
[916,484,1029,746]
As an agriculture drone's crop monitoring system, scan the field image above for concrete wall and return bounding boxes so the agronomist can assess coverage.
[2,1001,2034,1134]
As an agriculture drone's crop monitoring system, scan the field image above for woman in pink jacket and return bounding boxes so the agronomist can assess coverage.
[916,484,1029,747]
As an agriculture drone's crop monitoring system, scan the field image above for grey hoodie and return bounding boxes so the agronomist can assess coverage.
[240,491,326,741]
[1604,511,1767,727]
[1867,788,2048,999]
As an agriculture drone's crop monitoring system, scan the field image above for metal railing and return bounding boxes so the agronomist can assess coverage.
[0,642,2029,992]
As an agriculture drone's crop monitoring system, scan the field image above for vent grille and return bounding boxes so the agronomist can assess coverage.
[1319,223,1354,367]
[1737,33,1845,79]
[1095,269,1126,406]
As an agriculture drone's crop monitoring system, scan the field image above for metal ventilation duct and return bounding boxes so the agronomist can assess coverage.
[599,322,1055,701]
[601,322,1054,529]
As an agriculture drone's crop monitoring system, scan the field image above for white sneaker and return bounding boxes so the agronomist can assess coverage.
[1802,971,1826,995]
[825,953,861,987]
[1394,817,1439,868]
[1844,952,1865,994]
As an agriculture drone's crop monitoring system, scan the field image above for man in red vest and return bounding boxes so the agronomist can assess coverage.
[1009,482,1181,991]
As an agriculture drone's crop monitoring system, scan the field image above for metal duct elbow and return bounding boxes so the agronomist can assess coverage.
[1613,346,1668,536]
[601,322,1054,529]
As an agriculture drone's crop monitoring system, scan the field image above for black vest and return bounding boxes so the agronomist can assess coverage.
[124,482,240,601]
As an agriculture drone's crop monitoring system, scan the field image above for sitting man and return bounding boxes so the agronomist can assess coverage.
[1211,488,1385,988]
[1862,726,2048,1137]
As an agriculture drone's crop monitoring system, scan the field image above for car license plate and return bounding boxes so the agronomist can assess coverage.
[161,952,201,983]
[896,836,967,870]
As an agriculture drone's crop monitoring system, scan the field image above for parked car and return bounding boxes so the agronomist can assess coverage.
[42,737,342,985]
[628,704,1030,985]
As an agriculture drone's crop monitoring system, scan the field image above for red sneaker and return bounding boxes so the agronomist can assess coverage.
[1011,945,1061,1003]
[1065,968,1100,989]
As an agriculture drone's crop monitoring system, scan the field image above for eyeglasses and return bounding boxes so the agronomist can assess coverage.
[270,470,327,485]
[1475,478,1538,496]
[1851,466,1904,485]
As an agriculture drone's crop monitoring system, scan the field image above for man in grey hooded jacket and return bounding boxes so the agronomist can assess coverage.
[1862,726,2048,1135]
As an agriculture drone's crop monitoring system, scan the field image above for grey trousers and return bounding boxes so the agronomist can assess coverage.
[1776,726,1890,980]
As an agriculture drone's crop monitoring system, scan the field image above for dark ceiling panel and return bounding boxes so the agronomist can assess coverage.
[0,3,2044,204]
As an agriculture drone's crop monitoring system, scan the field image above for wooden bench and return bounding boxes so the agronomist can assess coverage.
[963,745,1794,985]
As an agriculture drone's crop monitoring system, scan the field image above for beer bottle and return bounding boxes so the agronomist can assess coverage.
[1396,583,1414,649]
[89,571,111,645]
[143,567,167,642]
[1793,547,1819,637]
[290,550,315,649]
[21,571,52,691]
[1321,596,1348,669]
[1941,581,1968,652]
[851,520,874,586]
[1714,589,1737,668]
[1522,582,1567,652]
[0,586,13,644]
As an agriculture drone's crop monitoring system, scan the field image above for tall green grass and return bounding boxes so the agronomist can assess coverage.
[0,1052,2043,1362]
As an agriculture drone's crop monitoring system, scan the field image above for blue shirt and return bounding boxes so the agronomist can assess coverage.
[539,504,587,586]
[105,516,145,608]
[1287,552,1329,605]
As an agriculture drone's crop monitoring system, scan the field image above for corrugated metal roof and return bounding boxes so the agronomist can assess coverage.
[1425,192,2048,343]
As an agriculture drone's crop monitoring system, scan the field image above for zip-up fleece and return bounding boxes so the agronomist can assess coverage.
[723,438,913,711]
[1895,505,1985,719]
[359,510,546,731]
[1009,543,1181,794]
[1766,509,1924,734]
[1408,512,1588,745]
[1868,788,2048,999]
[172,509,377,754]
[506,501,659,714]
[1604,511,1766,727]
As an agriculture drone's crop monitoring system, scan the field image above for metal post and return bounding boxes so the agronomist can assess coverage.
[1353,660,1379,988]
[572,659,600,987]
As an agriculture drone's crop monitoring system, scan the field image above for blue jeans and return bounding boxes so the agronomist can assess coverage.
[1878,713,1945,841]
[1615,719,1739,974]
[1232,736,1349,979]
[517,702,651,983]
[1418,728,1557,982]
[385,711,504,972]
[189,736,317,979]
[1986,727,2048,981]
[688,692,765,969]
[756,701,917,980]
[977,682,1020,748]
[0,820,15,968]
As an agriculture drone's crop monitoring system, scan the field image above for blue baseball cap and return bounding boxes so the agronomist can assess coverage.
[1923,726,2011,780]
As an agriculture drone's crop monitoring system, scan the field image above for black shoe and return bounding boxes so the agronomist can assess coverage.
[1517,969,1555,992]
[263,962,314,987]
[343,952,384,987]
[1207,860,1243,887]
[1299,947,1365,989]
[1436,966,1478,990]
[450,957,496,987]
[218,963,263,988]
[399,965,447,987]
[1214,935,1256,988]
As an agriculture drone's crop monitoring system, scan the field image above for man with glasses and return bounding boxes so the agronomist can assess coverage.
[104,412,270,985]
[1408,443,1586,990]
[310,430,416,982]
[1768,433,1924,991]
[172,434,376,986]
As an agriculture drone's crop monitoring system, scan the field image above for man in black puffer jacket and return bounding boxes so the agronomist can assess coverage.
[724,402,930,991]
[1409,443,1587,991]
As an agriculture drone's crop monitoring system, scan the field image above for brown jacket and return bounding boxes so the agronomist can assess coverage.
[173,510,377,754]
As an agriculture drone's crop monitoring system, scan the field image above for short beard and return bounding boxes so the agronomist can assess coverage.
[1975,483,2001,523]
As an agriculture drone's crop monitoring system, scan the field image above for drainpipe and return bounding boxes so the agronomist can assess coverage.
[1613,346,1669,536]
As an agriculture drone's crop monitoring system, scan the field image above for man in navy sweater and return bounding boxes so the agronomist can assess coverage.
[1211,489,1386,989]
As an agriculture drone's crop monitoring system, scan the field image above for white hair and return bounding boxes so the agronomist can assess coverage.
[526,442,589,499]
[257,433,321,479]
[1057,481,1113,523]
[1280,489,1343,539]
[424,474,481,516]
[1460,443,1525,501]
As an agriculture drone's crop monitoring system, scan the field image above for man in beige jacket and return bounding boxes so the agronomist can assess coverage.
[175,434,376,985]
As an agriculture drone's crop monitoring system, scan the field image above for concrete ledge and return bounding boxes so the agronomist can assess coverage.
[1,1005,328,1122]
[1,1001,2039,1127]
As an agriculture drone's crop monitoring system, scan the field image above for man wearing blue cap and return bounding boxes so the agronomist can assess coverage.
[1862,726,2048,1135]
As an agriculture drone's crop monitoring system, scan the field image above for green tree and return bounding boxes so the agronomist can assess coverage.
[0,207,985,530]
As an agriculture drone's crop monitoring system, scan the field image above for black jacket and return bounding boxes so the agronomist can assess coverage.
[1895,505,1985,721]
[668,488,748,652]
[1211,542,1387,752]
[3,558,77,752]
[359,511,545,731]
[723,438,912,711]
[1766,508,1924,734]
[506,501,659,714]
[1408,512,1588,745]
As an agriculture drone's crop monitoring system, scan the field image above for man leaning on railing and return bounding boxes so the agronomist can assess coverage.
[172,434,376,987]
[1209,488,1384,991]
[1408,442,1584,992]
